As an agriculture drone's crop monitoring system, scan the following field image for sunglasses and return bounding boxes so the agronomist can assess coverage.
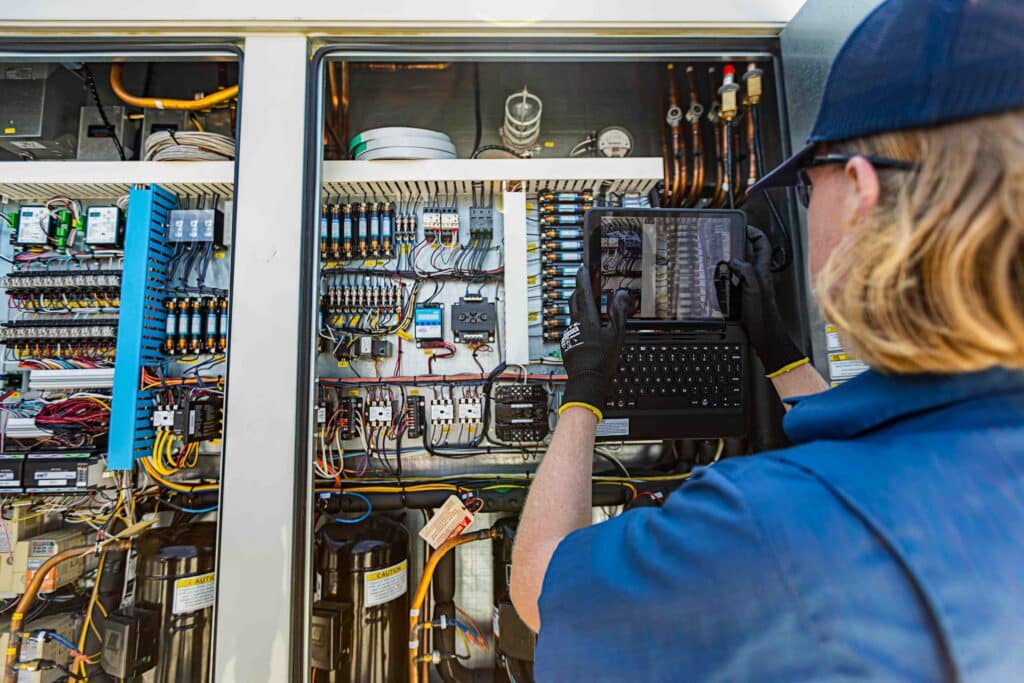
[795,154,920,208]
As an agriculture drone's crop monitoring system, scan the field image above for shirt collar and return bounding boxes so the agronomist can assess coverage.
[783,367,1024,443]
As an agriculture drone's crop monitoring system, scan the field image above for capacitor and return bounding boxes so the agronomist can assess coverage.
[330,204,342,259]
[541,239,584,251]
[544,288,575,300]
[543,316,571,328]
[217,296,229,351]
[163,298,178,355]
[543,303,571,316]
[204,297,218,352]
[542,228,582,240]
[368,202,380,256]
[342,204,353,258]
[543,251,582,262]
[540,202,592,214]
[188,298,204,354]
[537,190,593,203]
[319,204,330,260]
[357,203,368,257]
[540,214,584,225]
[543,265,580,277]
[544,277,576,289]
[381,201,393,256]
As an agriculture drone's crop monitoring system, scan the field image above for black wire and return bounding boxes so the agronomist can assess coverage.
[81,65,127,161]
[471,145,520,159]
[472,63,482,157]
[751,104,792,271]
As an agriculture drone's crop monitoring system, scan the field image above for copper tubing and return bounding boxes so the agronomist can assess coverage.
[743,108,758,197]
[4,541,132,683]
[358,63,451,72]
[109,63,237,111]
[665,64,685,207]
[408,529,498,683]
[659,72,672,206]
[683,66,705,208]
[340,62,350,149]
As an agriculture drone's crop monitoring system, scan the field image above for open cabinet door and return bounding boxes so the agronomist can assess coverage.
[779,0,882,381]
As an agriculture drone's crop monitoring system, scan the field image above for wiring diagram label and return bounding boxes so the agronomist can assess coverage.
[364,559,408,608]
[173,572,216,614]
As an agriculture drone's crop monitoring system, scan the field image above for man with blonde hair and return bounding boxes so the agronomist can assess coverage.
[510,0,1024,680]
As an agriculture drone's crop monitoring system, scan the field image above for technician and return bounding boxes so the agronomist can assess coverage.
[510,0,1024,680]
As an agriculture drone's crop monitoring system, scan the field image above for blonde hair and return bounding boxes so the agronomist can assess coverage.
[816,109,1024,374]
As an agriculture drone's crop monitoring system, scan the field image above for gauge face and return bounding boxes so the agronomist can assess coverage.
[596,126,634,158]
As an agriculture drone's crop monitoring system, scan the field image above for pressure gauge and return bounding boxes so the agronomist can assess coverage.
[596,126,634,158]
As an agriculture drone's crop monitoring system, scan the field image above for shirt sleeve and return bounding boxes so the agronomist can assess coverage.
[535,461,816,683]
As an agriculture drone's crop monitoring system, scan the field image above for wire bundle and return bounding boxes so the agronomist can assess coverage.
[143,131,236,161]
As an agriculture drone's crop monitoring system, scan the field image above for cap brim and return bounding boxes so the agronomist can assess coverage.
[746,142,815,195]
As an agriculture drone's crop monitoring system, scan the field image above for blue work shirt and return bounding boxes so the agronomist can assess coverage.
[537,368,1024,682]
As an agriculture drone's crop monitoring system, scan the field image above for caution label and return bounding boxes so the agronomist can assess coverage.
[364,560,407,608]
[172,572,216,615]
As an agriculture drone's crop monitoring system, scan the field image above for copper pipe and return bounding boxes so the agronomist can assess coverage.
[110,63,237,111]
[358,62,451,72]
[739,110,757,203]
[659,71,672,206]
[665,64,685,207]
[683,66,705,208]
[326,62,342,158]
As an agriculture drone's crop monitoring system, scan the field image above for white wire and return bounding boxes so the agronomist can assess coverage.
[143,131,236,161]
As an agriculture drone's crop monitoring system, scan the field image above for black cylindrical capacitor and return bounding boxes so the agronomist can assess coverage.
[541,239,584,251]
[342,204,353,258]
[542,228,583,240]
[543,251,582,262]
[163,298,178,355]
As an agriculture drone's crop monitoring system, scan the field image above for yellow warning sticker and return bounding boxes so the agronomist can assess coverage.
[172,572,216,614]
[3,128,14,135]
[364,559,407,607]
[337,360,350,368]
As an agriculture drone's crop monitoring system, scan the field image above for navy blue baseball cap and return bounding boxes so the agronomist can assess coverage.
[749,0,1024,194]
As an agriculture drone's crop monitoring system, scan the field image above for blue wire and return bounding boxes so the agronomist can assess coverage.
[37,631,80,654]
[335,491,372,524]
[180,505,218,514]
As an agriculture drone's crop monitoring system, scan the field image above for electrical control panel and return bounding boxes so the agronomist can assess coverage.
[0,51,241,683]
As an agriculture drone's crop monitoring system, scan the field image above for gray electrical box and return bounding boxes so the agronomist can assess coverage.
[141,108,190,141]
[0,63,80,159]
[77,105,133,160]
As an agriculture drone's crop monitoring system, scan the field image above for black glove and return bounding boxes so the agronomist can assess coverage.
[726,226,806,376]
[559,267,630,418]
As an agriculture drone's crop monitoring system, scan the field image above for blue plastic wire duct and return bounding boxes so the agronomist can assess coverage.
[108,185,176,470]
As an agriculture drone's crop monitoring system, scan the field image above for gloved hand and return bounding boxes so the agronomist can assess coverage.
[559,267,630,419]
[726,226,806,376]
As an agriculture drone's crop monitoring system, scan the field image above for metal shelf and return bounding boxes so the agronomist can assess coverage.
[320,157,663,197]
[0,161,235,201]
